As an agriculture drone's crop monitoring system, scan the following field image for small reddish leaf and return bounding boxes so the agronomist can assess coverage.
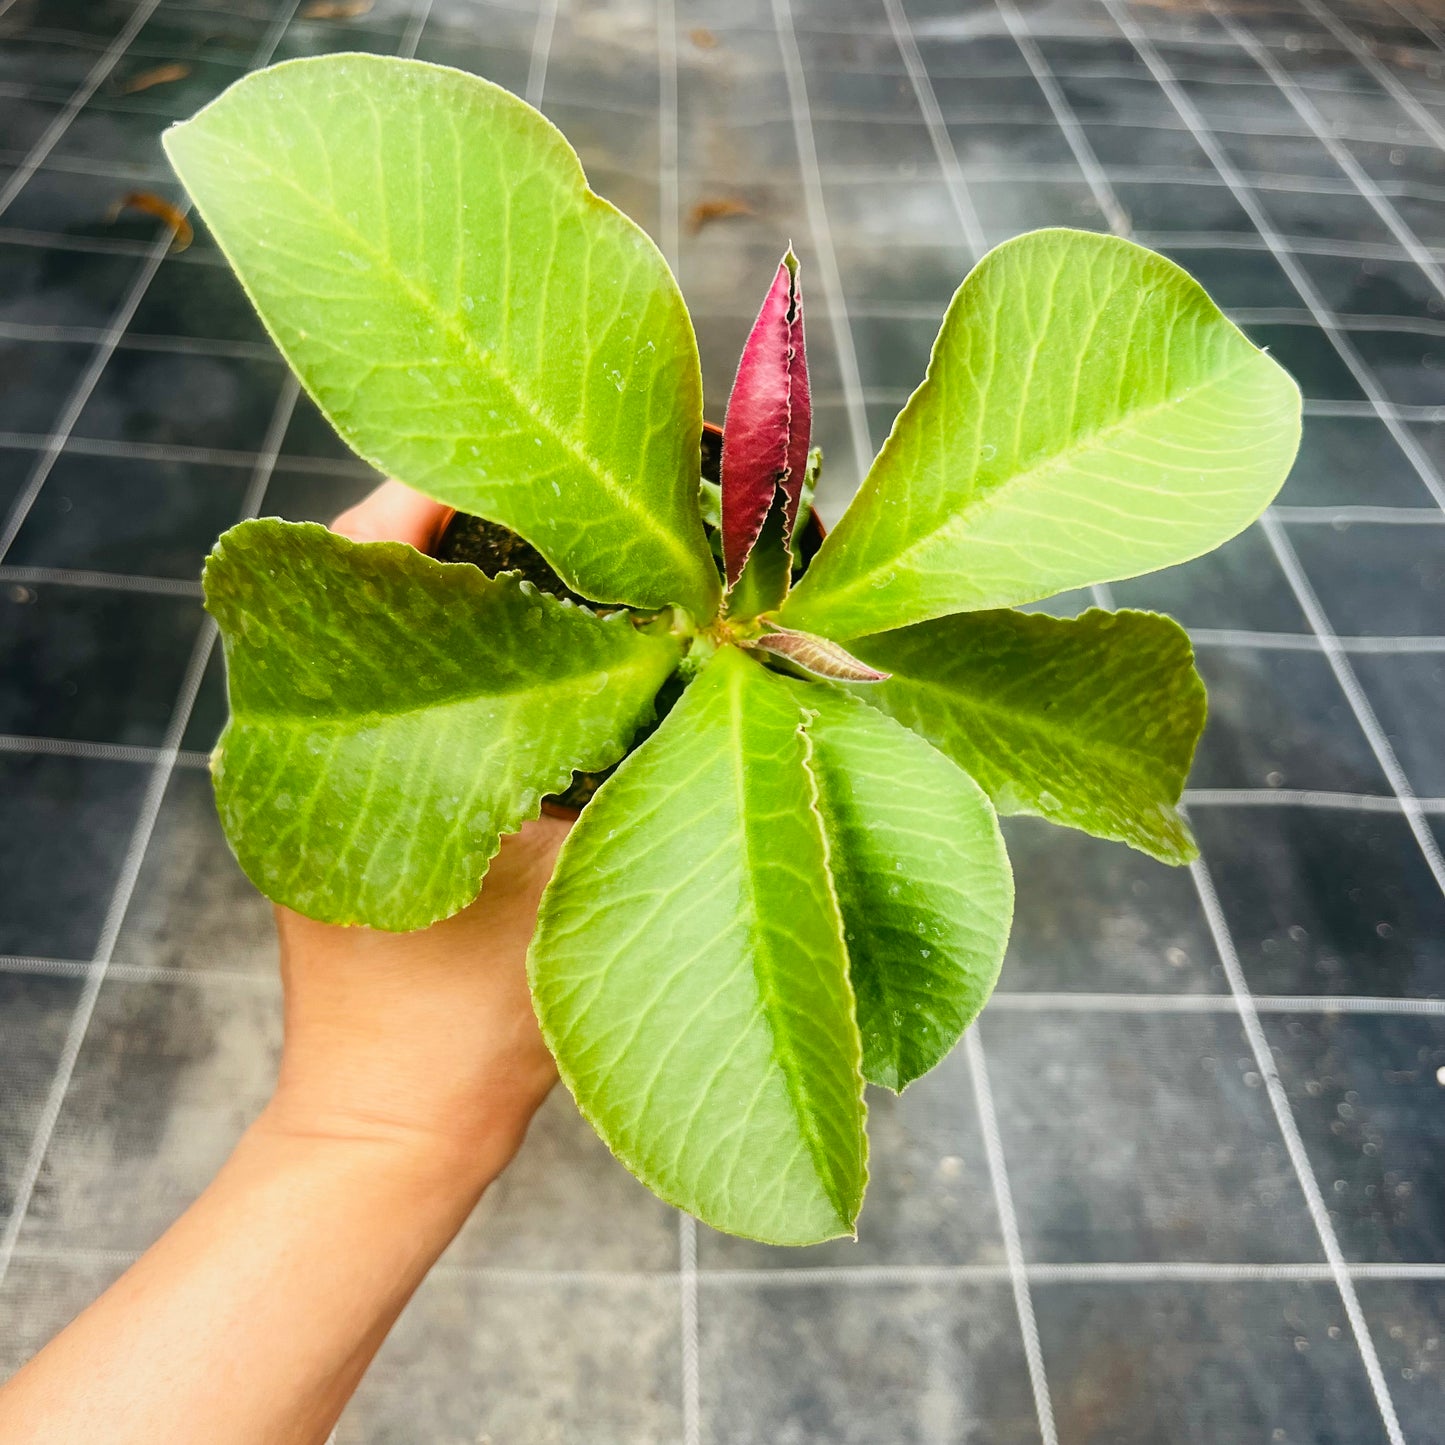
[721,250,811,586]
[744,627,889,682]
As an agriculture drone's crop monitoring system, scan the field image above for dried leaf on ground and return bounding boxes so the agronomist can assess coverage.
[108,191,192,251]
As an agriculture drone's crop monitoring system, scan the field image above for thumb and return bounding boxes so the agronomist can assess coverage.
[330,479,452,553]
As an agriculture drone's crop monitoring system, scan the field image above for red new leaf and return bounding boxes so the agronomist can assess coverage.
[720,249,811,587]
[743,627,889,682]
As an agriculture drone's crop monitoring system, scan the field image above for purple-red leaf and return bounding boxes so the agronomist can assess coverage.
[720,250,811,587]
[743,627,889,683]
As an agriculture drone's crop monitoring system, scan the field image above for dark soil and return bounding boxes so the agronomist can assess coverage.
[432,510,614,814]
[434,512,594,606]
[429,421,821,815]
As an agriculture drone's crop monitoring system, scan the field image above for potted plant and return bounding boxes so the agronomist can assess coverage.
[164,54,1301,1246]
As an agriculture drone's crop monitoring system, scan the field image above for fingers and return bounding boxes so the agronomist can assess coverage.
[330,479,453,553]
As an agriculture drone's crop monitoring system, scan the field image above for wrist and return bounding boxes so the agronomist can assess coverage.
[254,1075,545,1208]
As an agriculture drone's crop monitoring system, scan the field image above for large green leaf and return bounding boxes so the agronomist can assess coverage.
[529,646,867,1244]
[205,519,681,931]
[790,682,1013,1093]
[850,608,1206,865]
[164,55,719,619]
[781,230,1301,640]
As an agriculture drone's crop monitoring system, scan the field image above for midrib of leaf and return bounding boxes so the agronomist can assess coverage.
[800,740,906,1082]
[726,659,854,1226]
[195,128,706,592]
[236,643,659,728]
[813,347,1266,617]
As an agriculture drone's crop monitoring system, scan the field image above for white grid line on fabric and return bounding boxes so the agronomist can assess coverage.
[798,103,1444,150]
[965,1030,1060,1445]
[0,734,213,769]
[1382,0,1445,52]
[1260,511,1445,894]
[0,0,362,569]
[1182,788,1445,813]
[770,0,874,484]
[0,954,279,988]
[992,0,1131,235]
[657,0,681,290]
[525,0,558,110]
[1229,309,1445,336]
[13,1237,1445,1286]
[19,92,1445,155]
[881,7,1059,1439]
[1096,8,1426,1438]
[1187,848,1409,1445]
[0,0,166,222]
[0,0,340,1292]
[0,566,203,597]
[0,375,304,1291]
[701,1259,1445,1285]
[1298,0,1445,152]
[0,226,186,259]
[498,10,1444,50]
[0,240,194,564]
[0,617,217,1293]
[1298,398,1445,419]
[0,429,376,477]
[880,0,988,257]
[988,991,1445,1016]
[1132,231,1445,262]
[1202,0,1445,306]
[399,0,436,59]
[4,3,1415,53]
[679,1213,701,1445]
[9,1238,1445,1284]
[1273,503,1445,522]
[3,947,1442,1020]
[0,140,167,179]
[1190,629,1445,652]
[0,320,276,359]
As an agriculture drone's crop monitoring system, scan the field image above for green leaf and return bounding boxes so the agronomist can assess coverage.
[726,492,791,621]
[850,607,1206,865]
[205,519,681,931]
[781,230,1302,640]
[789,682,1013,1092]
[164,55,719,619]
[529,646,867,1244]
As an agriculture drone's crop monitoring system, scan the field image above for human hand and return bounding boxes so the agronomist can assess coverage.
[260,481,565,1195]
[0,484,571,1445]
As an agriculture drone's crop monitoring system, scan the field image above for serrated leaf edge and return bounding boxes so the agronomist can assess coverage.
[206,520,680,929]
[851,606,1205,866]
